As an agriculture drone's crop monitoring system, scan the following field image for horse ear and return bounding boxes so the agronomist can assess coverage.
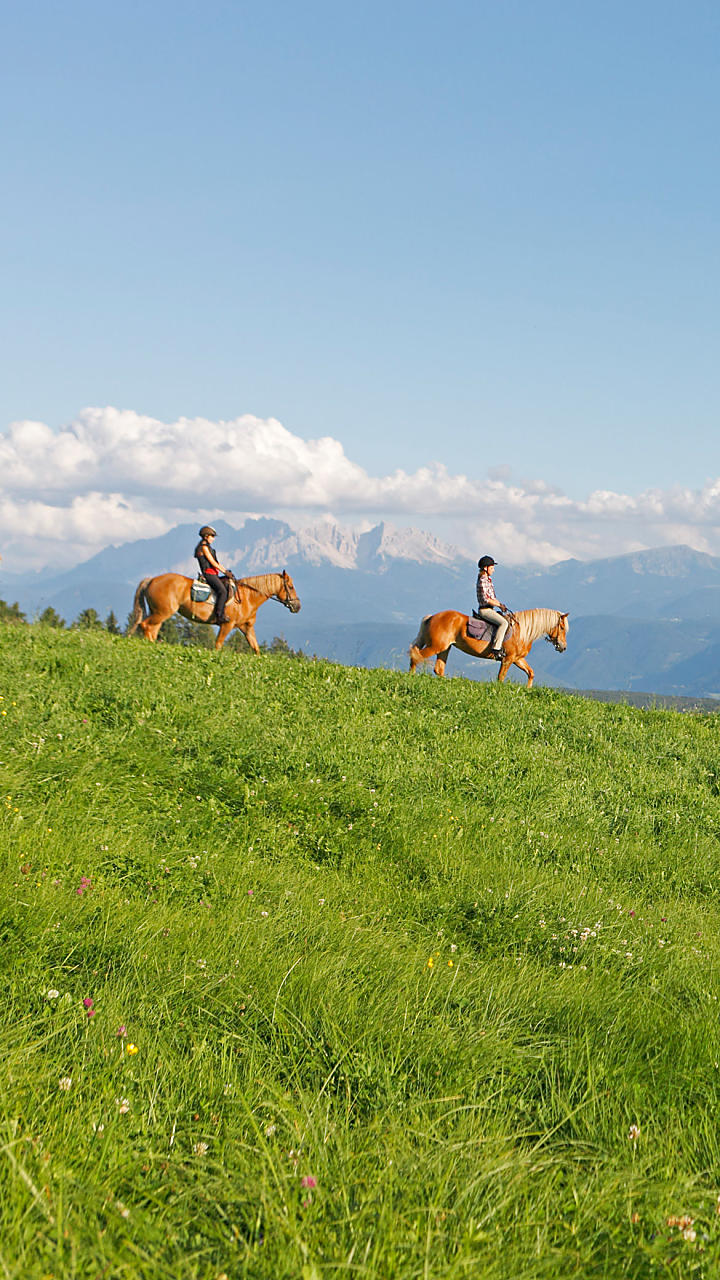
[561,612,569,619]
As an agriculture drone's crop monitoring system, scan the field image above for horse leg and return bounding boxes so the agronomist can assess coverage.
[409,644,440,673]
[433,647,451,677]
[140,612,166,642]
[240,623,261,655]
[496,654,512,683]
[513,656,534,688]
[214,620,234,651]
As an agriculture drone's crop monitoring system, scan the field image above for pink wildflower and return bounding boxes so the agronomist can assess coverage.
[301,1175,317,1189]
[116,1025,126,1037]
[83,997,94,1008]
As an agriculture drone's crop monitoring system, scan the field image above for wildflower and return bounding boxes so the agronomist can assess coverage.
[197,959,207,969]
[58,1076,72,1091]
[116,1098,130,1114]
[427,957,434,969]
[193,1142,209,1156]
[261,910,269,918]
[450,943,457,953]
[301,1175,317,1189]
[115,1025,126,1038]
[265,1123,276,1137]
[46,989,60,1000]
[83,997,94,1009]
[87,1009,96,1018]
[126,1043,139,1055]
[92,1122,105,1134]
[683,1227,697,1241]
[628,1124,640,1142]
[248,889,254,896]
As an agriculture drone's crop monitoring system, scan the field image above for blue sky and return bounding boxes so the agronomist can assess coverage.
[2,1,720,569]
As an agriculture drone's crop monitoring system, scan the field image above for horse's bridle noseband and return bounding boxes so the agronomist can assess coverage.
[546,622,566,652]
[278,575,297,610]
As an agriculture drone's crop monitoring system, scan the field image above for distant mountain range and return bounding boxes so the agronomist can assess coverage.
[3,517,720,698]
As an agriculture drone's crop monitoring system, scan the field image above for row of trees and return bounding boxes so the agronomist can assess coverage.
[0,600,122,632]
[0,598,304,656]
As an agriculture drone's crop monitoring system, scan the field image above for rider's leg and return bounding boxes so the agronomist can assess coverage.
[477,607,508,653]
[209,576,229,623]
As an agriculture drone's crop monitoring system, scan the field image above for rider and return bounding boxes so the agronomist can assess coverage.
[194,526,232,624]
[476,555,510,659]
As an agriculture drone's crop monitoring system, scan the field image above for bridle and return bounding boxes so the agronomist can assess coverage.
[276,574,298,610]
[546,616,567,652]
[234,572,298,610]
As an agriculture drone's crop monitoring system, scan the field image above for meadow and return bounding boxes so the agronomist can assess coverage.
[2,623,720,1278]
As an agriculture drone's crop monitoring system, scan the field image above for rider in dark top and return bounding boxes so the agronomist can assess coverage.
[194,525,232,624]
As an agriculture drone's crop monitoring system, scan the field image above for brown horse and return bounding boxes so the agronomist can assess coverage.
[128,571,301,651]
[409,608,569,688]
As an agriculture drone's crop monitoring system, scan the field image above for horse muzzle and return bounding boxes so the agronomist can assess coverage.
[286,599,302,613]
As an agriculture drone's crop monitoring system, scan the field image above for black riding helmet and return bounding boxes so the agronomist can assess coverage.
[477,555,496,569]
[199,525,217,538]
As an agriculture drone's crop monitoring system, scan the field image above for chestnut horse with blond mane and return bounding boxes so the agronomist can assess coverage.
[128,571,301,652]
[409,607,569,687]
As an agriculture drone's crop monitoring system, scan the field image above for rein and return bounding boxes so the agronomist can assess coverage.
[234,576,295,609]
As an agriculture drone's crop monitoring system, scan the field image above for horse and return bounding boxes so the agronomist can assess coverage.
[128,571,301,652]
[409,608,569,688]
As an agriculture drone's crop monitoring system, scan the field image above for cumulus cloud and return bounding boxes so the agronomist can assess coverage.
[1,406,719,570]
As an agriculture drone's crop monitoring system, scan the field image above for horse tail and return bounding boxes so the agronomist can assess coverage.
[409,614,433,663]
[127,577,152,635]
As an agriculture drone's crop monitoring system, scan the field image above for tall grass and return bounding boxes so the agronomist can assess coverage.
[2,624,720,1277]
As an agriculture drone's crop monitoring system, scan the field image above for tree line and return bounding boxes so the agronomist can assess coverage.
[0,598,304,656]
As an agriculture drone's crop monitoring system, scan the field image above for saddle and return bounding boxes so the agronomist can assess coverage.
[190,574,238,606]
[467,610,512,645]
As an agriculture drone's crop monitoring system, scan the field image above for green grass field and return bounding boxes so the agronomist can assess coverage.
[3,623,720,1278]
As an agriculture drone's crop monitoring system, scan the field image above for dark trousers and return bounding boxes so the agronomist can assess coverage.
[207,575,229,620]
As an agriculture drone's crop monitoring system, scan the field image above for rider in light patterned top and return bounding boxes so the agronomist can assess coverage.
[476,555,510,659]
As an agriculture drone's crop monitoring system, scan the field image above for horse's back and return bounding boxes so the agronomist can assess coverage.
[414,609,467,646]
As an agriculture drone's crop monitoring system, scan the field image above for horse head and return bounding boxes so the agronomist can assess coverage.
[548,612,569,652]
[278,570,302,613]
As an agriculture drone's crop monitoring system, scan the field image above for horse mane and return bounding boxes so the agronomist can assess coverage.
[513,607,561,645]
[236,572,283,596]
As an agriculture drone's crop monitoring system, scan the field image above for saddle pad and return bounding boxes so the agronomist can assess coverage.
[466,614,493,642]
[466,614,514,645]
[190,579,213,603]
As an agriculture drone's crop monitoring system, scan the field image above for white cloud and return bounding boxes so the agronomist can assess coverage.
[1,406,719,570]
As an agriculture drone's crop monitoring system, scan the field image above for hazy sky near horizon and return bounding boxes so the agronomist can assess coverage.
[2,1,720,571]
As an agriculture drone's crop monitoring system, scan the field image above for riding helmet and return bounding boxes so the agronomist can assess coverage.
[477,555,496,569]
[199,525,217,538]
